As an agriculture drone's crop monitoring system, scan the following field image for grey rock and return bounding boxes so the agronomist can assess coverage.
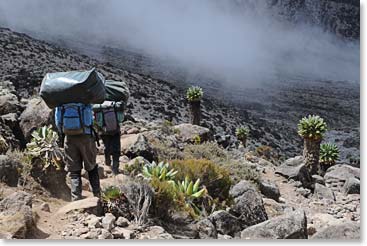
[196,218,217,239]
[312,175,325,185]
[258,179,280,201]
[75,227,89,237]
[0,191,34,239]
[98,229,113,239]
[314,183,335,201]
[296,187,311,198]
[173,123,212,143]
[217,234,233,239]
[137,226,173,240]
[240,210,307,239]
[275,156,313,189]
[311,222,360,240]
[88,217,102,229]
[19,97,52,141]
[229,180,256,198]
[209,210,241,236]
[343,177,360,194]
[121,134,157,162]
[229,181,268,228]
[0,154,21,187]
[324,164,360,192]
[40,202,50,212]
[102,213,116,231]
[56,197,102,216]
[111,227,134,239]
[0,87,21,115]
[84,228,101,239]
[115,217,129,227]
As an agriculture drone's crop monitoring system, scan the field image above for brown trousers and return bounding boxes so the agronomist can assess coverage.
[64,134,97,172]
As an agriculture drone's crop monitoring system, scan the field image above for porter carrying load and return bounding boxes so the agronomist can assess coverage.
[105,80,130,104]
[40,68,106,109]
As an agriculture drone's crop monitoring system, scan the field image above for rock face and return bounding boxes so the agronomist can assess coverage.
[208,210,241,236]
[19,97,53,141]
[275,156,313,189]
[0,154,21,187]
[343,177,360,195]
[0,192,34,239]
[324,164,360,192]
[229,180,268,228]
[173,124,212,143]
[120,134,157,162]
[311,222,360,240]
[240,210,308,239]
[258,179,280,201]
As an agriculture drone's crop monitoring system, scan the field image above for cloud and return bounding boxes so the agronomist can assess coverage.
[0,0,360,84]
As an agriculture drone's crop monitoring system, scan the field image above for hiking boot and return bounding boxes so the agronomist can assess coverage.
[112,155,120,175]
[105,154,111,166]
[88,165,101,196]
[70,171,82,201]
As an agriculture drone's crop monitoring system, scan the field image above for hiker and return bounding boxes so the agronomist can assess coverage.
[55,103,101,201]
[93,101,124,175]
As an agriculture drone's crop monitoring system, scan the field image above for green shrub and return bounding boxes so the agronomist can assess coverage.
[320,143,339,166]
[142,161,178,181]
[255,145,272,159]
[298,115,327,141]
[183,141,227,162]
[26,125,64,170]
[236,126,250,141]
[101,186,130,218]
[192,135,201,145]
[186,86,203,102]
[170,159,232,201]
[220,159,260,184]
[150,178,185,219]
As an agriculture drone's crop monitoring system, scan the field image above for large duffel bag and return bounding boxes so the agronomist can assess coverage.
[105,80,130,103]
[39,68,106,109]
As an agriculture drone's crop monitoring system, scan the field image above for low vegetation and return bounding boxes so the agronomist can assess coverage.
[186,86,203,102]
[320,143,339,166]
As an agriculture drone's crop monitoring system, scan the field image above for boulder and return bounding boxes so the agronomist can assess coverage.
[0,87,21,115]
[120,134,157,162]
[19,97,53,141]
[309,213,345,232]
[263,198,288,218]
[137,226,173,239]
[102,213,116,231]
[312,175,325,185]
[240,210,307,239]
[100,174,131,191]
[98,229,113,239]
[111,227,135,239]
[173,123,212,143]
[314,183,335,201]
[229,180,268,228]
[124,156,151,175]
[56,197,102,216]
[0,192,34,239]
[258,179,280,201]
[0,154,21,187]
[275,156,313,189]
[311,222,360,240]
[208,210,241,236]
[0,120,21,150]
[196,218,217,239]
[324,164,360,192]
[343,177,360,194]
[115,217,129,227]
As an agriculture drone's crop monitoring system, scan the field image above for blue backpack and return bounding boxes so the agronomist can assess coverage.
[55,103,93,135]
